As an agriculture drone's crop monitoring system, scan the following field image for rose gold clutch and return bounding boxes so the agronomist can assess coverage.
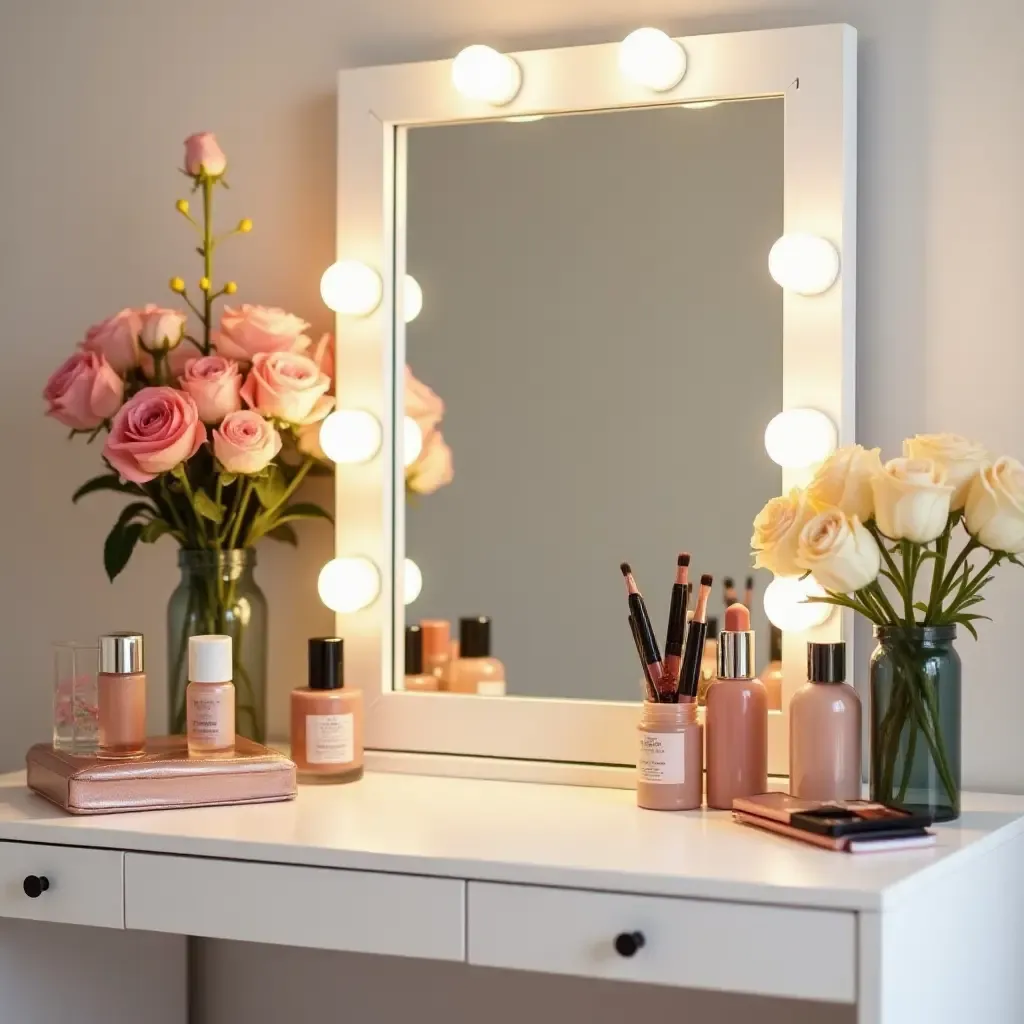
[27,736,297,815]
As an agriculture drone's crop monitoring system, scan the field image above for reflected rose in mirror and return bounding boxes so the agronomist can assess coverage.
[407,429,454,495]
[405,365,444,435]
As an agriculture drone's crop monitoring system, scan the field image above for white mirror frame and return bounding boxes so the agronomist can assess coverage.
[332,23,856,782]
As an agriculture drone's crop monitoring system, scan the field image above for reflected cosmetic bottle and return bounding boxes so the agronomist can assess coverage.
[187,635,235,755]
[404,625,439,691]
[790,642,861,801]
[449,617,506,695]
[697,616,720,704]
[97,632,146,758]
[706,604,768,809]
[421,620,452,688]
[761,625,785,712]
[290,638,364,782]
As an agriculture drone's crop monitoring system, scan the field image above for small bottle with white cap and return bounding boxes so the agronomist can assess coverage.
[186,635,235,755]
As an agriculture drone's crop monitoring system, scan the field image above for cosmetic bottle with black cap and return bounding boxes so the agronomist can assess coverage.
[449,617,506,696]
[790,641,861,801]
[404,625,439,692]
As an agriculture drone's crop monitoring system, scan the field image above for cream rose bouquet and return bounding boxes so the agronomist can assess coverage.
[752,434,1024,818]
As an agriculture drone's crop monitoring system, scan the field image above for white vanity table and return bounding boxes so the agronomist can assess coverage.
[1,769,1022,1023]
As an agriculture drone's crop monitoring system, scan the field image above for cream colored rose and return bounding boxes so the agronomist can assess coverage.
[904,433,989,510]
[806,444,883,521]
[751,489,814,576]
[964,456,1024,553]
[796,509,881,593]
[871,458,953,543]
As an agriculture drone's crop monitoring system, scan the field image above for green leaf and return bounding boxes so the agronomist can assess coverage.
[171,463,188,483]
[275,502,334,525]
[72,474,145,503]
[959,619,979,641]
[103,521,144,581]
[266,523,299,546]
[140,519,174,544]
[913,602,929,613]
[192,488,224,523]
[253,465,286,509]
[219,472,238,487]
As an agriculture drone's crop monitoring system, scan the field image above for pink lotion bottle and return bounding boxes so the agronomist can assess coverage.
[706,604,768,809]
[186,635,235,755]
[790,642,861,801]
[97,632,146,758]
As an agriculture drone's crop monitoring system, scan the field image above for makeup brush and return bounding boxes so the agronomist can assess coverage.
[620,562,666,698]
[663,553,691,691]
[629,615,660,702]
[744,575,755,611]
[723,576,738,608]
[680,573,713,700]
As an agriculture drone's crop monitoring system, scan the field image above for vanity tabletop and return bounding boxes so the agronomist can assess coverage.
[0,769,1021,912]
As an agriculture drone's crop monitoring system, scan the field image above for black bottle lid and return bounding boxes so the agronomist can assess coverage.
[308,637,344,690]
[459,616,492,658]
[706,615,719,641]
[808,641,846,684]
[405,625,424,675]
[770,625,783,663]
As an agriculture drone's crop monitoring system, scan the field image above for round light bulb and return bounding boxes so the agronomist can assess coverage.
[404,558,423,605]
[505,114,545,123]
[451,45,522,106]
[318,557,381,614]
[763,576,833,632]
[764,409,838,468]
[618,29,687,92]
[319,410,382,464]
[320,260,383,316]
[404,275,423,324]
[768,234,841,295]
[403,416,423,467]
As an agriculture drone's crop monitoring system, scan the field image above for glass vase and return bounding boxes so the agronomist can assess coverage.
[870,625,961,822]
[167,549,268,743]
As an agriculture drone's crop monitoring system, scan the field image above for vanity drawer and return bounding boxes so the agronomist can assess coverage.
[125,853,465,960]
[468,882,855,1003]
[0,841,124,928]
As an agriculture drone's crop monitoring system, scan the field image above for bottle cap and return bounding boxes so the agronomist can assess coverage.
[459,616,491,658]
[420,620,451,660]
[705,616,719,640]
[99,633,144,674]
[308,637,344,690]
[770,625,783,663]
[405,625,424,675]
[188,635,232,684]
[718,629,755,680]
[808,642,846,683]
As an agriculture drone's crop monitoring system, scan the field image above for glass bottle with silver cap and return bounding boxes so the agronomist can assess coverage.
[97,632,147,757]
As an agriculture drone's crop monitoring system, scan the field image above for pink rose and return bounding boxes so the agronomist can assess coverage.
[82,308,142,374]
[405,365,444,434]
[139,306,187,351]
[184,132,227,177]
[213,410,282,475]
[407,429,454,495]
[179,355,243,423]
[310,332,335,383]
[240,351,333,425]
[44,351,124,430]
[215,305,311,363]
[104,387,207,484]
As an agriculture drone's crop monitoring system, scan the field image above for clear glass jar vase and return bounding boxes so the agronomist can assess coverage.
[870,625,961,822]
[167,549,268,743]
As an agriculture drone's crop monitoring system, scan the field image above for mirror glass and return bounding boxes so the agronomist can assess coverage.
[397,98,783,701]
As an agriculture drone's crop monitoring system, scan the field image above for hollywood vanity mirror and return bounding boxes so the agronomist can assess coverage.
[322,24,856,781]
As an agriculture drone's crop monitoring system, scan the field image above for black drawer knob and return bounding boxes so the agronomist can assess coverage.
[23,875,49,899]
[614,931,645,957]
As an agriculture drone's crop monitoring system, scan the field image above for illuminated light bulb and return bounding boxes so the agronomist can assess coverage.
[764,409,838,469]
[680,100,720,109]
[404,558,423,605]
[768,234,841,295]
[319,410,382,464]
[618,28,687,92]
[404,275,423,323]
[320,260,383,316]
[403,416,423,467]
[318,557,381,614]
[506,114,545,123]
[451,45,522,106]
[763,576,833,632]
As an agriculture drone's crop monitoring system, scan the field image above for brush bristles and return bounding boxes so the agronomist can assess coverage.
[746,576,754,587]
[620,562,631,576]
[724,577,735,588]
[677,553,691,567]
[700,573,713,586]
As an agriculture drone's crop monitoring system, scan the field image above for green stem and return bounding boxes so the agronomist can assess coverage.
[900,540,917,625]
[941,537,980,593]
[161,479,192,546]
[213,478,224,551]
[245,458,313,543]
[228,481,255,550]
[941,552,1001,621]
[867,581,901,624]
[176,467,208,546]
[925,523,953,623]
[202,178,213,354]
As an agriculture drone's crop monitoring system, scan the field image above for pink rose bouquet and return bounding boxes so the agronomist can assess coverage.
[43,132,334,582]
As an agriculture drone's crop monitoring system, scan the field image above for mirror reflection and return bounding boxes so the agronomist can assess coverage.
[398,98,784,702]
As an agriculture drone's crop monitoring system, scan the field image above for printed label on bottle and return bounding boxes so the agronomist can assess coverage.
[477,679,506,696]
[306,713,354,765]
[187,684,235,748]
[637,732,686,784]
